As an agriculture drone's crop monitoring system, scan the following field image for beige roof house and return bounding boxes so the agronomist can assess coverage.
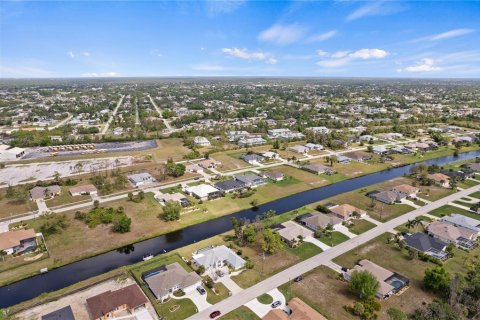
[391,184,419,197]
[330,204,366,220]
[344,259,409,299]
[427,173,450,187]
[301,213,343,230]
[277,221,313,246]
[427,221,477,243]
[0,229,37,253]
[143,262,202,300]
[30,185,61,201]
[69,184,98,196]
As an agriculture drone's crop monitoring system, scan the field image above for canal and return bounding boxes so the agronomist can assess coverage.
[1,150,479,308]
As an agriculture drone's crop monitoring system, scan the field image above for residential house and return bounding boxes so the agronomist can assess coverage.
[86,284,148,320]
[127,172,156,188]
[41,306,76,320]
[336,155,351,164]
[288,145,309,155]
[377,133,403,140]
[30,185,61,201]
[302,163,336,175]
[276,221,313,247]
[462,163,480,172]
[359,135,377,143]
[240,153,264,165]
[441,214,480,234]
[261,151,280,160]
[372,145,388,155]
[198,159,221,169]
[192,245,246,271]
[238,137,266,148]
[307,126,330,134]
[262,171,285,182]
[391,146,412,154]
[0,229,37,255]
[304,143,324,151]
[300,213,343,230]
[234,174,266,187]
[142,262,202,301]
[69,184,98,196]
[330,204,367,221]
[184,184,222,200]
[403,232,449,260]
[427,221,477,250]
[391,184,420,198]
[263,297,327,320]
[155,193,189,207]
[441,170,475,181]
[345,151,372,162]
[185,163,204,173]
[194,136,211,147]
[368,190,403,204]
[227,131,250,142]
[427,173,451,188]
[214,179,246,193]
[344,259,409,299]
[112,127,124,135]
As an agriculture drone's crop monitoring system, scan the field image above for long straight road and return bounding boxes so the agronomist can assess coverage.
[189,184,480,319]
[49,113,73,130]
[147,94,173,130]
[101,94,125,134]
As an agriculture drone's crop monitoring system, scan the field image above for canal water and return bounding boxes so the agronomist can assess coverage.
[1,150,479,308]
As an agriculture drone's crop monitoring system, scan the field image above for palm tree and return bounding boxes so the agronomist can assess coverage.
[406,217,424,230]
[0,250,7,262]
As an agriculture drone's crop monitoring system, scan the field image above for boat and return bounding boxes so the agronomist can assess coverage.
[40,268,48,274]
[142,254,154,261]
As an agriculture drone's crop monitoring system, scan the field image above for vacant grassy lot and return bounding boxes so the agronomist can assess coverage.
[317,231,350,246]
[222,306,260,320]
[428,205,478,220]
[286,242,323,260]
[213,153,251,172]
[264,165,329,188]
[0,196,37,219]
[459,179,480,189]
[348,219,376,234]
[151,138,192,162]
[470,191,480,199]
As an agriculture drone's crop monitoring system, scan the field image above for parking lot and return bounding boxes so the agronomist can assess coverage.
[0,156,133,186]
[22,140,158,160]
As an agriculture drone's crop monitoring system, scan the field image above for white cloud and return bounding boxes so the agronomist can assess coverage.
[349,48,388,59]
[206,0,245,16]
[81,72,120,77]
[414,28,475,42]
[331,51,349,58]
[316,50,328,57]
[398,58,442,73]
[82,52,91,57]
[316,48,389,68]
[346,1,404,21]
[192,64,225,71]
[68,51,75,58]
[221,48,277,64]
[308,30,337,42]
[258,24,305,45]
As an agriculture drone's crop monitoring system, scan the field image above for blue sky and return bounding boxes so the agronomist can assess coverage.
[1,1,479,78]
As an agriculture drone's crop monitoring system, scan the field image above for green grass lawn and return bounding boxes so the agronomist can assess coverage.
[317,231,350,246]
[470,191,480,199]
[348,219,376,234]
[206,281,231,304]
[453,200,475,208]
[459,179,480,189]
[428,205,478,220]
[286,242,323,260]
[159,297,198,320]
[222,306,260,320]
[257,293,274,304]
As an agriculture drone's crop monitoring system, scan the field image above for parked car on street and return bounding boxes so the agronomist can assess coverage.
[210,311,221,318]
[197,286,206,295]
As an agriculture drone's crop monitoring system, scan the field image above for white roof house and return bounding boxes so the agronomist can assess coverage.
[127,172,156,187]
[184,184,221,200]
[441,214,480,234]
[192,245,246,270]
[194,136,211,147]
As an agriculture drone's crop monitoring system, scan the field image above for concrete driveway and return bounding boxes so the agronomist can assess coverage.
[304,236,331,251]
[244,288,286,318]
[178,288,212,312]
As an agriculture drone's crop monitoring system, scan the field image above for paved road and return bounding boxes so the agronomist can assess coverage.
[188,184,480,319]
[49,113,73,130]
[147,94,173,130]
[101,95,125,134]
